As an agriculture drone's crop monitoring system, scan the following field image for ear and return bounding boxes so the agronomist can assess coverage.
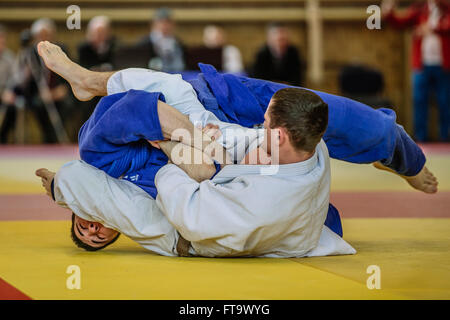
[277,127,289,147]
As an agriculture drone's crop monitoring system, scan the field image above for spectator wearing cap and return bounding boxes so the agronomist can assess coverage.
[137,7,185,72]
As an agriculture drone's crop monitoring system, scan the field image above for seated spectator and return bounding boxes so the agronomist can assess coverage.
[0,25,16,143]
[77,16,116,127]
[251,22,302,86]
[78,16,116,71]
[1,18,73,144]
[137,7,185,72]
[203,25,244,73]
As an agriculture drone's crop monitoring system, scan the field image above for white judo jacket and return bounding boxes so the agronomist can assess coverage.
[157,139,340,258]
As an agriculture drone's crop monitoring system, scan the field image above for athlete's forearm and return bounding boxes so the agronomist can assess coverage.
[159,141,218,183]
[156,100,196,142]
[156,100,231,165]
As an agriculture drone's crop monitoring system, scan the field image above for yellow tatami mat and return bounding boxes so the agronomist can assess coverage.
[0,218,449,299]
[0,220,423,300]
[1,145,449,299]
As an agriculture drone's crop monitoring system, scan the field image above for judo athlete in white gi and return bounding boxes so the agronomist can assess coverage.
[35,41,437,258]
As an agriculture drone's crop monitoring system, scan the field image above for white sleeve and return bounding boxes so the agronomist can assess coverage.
[188,110,264,163]
[155,164,260,249]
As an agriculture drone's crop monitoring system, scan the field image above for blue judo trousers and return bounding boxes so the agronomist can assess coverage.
[79,64,426,238]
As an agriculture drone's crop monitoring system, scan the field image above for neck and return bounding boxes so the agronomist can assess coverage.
[277,149,313,165]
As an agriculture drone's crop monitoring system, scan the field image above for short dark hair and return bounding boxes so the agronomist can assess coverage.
[70,213,120,251]
[269,88,328,153]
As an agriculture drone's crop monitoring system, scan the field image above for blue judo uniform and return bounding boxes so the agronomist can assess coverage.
[78,64,426,238]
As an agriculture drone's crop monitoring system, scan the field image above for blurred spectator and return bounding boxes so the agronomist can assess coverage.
[137,7,185,72]
[0,25,16,143]
[203,25,243,73]
[383,0,450,142]
[1,18,73,143]
[251,22,302,86]
[78,16,116,71]
[77,16,116,127]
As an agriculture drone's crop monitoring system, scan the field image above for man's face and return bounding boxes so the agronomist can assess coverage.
[90,24,110,45]
[153,19,174,37]
[73,215,119,248]
[267,27,289,54]
[34,27,54,43]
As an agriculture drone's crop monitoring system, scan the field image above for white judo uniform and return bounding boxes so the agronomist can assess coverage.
[54,68,356,257]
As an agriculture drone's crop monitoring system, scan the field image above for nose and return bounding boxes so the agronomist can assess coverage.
[88,223,99,234]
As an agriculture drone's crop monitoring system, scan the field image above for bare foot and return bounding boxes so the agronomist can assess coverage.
[35,168,56,198]
[37,41,94,101]
[404,166,438,194]
[373,162,438,194]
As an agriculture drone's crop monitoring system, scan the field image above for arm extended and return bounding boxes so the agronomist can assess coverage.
[382,2,422,29]
[158,140,219,183]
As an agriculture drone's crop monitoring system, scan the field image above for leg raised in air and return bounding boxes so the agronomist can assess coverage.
[37,41,113,101]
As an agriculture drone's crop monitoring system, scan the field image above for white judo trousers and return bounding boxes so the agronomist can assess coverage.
[54,68,356,257]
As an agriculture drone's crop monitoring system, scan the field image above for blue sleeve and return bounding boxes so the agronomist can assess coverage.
[78,89,166,178]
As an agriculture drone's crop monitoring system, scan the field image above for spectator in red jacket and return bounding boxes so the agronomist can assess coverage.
[383,0,450,142]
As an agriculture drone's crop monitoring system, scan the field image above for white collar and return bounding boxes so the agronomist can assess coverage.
[213,149,318,180]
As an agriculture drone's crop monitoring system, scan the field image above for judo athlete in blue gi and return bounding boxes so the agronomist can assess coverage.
[35,41,438,256]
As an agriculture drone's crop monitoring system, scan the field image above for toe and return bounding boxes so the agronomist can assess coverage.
[37,41,45,55]
[425,182,438,193]
[35,168,48,177]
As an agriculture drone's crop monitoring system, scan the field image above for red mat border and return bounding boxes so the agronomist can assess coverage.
[0,278,32,300]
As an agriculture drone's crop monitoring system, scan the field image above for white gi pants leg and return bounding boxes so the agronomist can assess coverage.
[106,68,207,116]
